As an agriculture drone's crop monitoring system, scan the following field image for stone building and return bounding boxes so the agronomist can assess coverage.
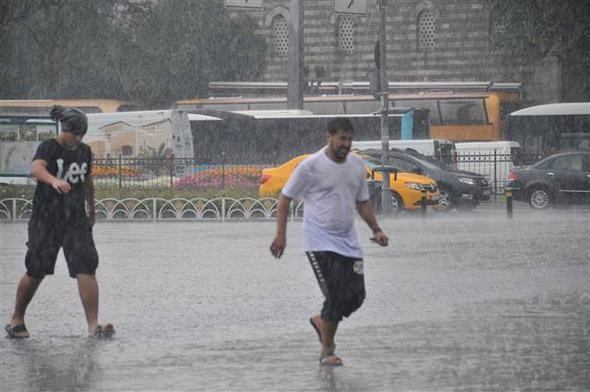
[227,0,562,104]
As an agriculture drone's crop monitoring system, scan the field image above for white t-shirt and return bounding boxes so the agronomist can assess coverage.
[282,147,369,258]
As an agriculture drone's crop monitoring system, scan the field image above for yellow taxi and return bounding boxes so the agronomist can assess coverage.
[259,153,440,211]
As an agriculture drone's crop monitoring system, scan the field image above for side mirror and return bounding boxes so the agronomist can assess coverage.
[413,167,423,175]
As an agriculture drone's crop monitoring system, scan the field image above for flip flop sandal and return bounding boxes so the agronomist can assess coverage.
[320,353,343,367]
[5,323,29,339]
[91,323,115,339]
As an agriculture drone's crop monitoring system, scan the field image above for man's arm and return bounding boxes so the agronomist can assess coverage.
[356,199,388,246]
[31,159,71,193]
[84,173,96,225]
[270,193,292,258]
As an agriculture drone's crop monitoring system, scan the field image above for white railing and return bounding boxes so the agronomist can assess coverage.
[0,197,304,222]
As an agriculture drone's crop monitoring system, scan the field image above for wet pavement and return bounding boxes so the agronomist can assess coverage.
[1,205,589,391]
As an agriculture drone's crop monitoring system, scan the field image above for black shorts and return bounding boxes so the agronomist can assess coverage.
[306,251,366,322]
[25,215,99,278]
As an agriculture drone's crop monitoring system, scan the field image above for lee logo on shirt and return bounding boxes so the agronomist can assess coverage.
[56,159,87,184]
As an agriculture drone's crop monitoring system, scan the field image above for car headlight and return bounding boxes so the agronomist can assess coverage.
[458,177,475,185]
[405,182,422,190]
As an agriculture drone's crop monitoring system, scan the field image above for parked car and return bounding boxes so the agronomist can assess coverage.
[506,151,590,209]
[258,153,440,212]
[455,141,522,192]
[363,149,490,210]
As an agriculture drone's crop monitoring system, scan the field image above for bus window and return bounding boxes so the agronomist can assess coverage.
[0,118,57,142]
[439,99,487,125]
[393,99,440,124]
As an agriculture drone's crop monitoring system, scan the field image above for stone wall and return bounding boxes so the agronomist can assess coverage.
[228,0,560,104]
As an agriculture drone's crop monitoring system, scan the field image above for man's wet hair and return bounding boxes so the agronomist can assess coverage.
[327,117,354,135]
[50,105,88,135]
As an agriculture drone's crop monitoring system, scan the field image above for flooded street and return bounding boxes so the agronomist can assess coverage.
[1,206,589,391]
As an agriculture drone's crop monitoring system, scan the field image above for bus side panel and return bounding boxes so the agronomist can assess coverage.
[191,115,403,164]
[430,124,495,142]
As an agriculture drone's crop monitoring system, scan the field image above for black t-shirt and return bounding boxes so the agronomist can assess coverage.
[31,139,93,222]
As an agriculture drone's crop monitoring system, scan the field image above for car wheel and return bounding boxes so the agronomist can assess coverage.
[437,187,454,211]
[528,186,552,209]
[390,191,403,212]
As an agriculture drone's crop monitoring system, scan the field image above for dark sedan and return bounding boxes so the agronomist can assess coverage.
[364,149,490,210]
[506,151,590,209]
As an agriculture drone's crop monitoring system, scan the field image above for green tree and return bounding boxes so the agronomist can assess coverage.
[0,0,124,99]
[0,0,266,108]
[487,0,590,101]
[121,0,266,107]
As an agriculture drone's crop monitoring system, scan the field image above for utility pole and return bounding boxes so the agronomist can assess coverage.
[287,0,304,109]
[378,0,391,213]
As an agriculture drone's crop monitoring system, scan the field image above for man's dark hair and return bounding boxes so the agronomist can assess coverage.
[50,105,88,135]
[327,117,354,135]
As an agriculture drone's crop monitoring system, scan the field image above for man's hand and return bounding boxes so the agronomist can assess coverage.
[270,235,286,258]
[51,178,71,193]
[370,230,389,247]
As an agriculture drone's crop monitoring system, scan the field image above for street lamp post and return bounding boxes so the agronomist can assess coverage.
[378,0,391,213]
[287,0,304,109]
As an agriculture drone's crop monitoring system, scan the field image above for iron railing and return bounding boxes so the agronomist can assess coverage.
[0,197,304,222]
[2,153,544,193]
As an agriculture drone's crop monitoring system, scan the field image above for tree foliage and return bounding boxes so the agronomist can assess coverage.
[487,0,590,100]
[0,0,266,107]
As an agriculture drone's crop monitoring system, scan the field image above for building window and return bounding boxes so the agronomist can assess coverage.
[121,145,133,156]
[338,15,354,55]
[272,15,288,58]
[418,9,436,51]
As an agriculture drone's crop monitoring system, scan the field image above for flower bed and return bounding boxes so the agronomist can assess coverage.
[175,166,262,190]
[93,165,138,177]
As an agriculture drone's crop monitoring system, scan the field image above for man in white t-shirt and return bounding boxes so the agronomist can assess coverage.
[270,117,388,366]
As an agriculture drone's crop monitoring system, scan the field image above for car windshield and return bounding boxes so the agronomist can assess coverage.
[399,152,444,171]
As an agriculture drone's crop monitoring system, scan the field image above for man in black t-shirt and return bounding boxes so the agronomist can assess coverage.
[5,106,114,339]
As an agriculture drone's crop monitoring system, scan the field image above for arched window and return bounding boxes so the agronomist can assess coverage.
[272,15,288,58]
[338,15,354,55]
[418,9,436,51]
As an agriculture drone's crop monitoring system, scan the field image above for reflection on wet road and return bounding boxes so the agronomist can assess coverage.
[1,207,589,391]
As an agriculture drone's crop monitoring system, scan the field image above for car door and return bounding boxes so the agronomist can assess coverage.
[550,154,590,202]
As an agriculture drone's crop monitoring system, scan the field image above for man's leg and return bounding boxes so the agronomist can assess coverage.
[310,314,339,353]
[77,273,99,334]
[8,273,44,338]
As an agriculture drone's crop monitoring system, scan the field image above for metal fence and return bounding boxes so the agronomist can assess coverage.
[0,197,304,222]
[3,153,544,194]
[92,154,534,192]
